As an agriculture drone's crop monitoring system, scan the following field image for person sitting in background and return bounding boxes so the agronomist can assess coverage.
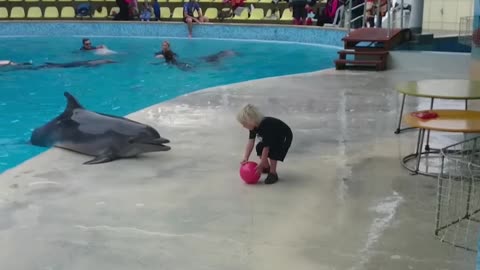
[140,1,153,21]
[305,5,315,25]
[222,0,246,18]
[315,0,342,26]
[152,0,161,20]
[126,0,139,19]
[114,0,130,20]
[183,0,209,38]
[289,0,308,25]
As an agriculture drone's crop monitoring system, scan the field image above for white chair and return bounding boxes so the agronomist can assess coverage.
[324,5,344,27]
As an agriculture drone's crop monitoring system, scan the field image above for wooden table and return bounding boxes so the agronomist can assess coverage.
[402,109,480,176]
[395,79,480,132]
[395,79,480,151]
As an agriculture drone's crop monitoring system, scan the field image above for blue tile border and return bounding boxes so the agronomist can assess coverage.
[0,21,347,47]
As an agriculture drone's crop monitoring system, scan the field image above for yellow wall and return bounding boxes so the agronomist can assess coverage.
[423,0,474,30]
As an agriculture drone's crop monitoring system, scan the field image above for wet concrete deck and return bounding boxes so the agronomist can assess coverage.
[0,67,477,270]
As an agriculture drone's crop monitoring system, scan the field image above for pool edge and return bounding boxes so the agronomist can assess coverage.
[0,21,348,48]
[0,67,337,176]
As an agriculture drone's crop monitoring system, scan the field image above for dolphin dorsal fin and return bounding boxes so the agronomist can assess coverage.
[64,91,84,111]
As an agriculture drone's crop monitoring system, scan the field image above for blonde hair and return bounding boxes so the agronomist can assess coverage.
[236,104,264,125]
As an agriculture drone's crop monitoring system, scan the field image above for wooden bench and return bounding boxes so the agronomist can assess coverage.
[402,109,480,176]
[335,50,389,71]
[335,58,386,71]
[337,50,389,58]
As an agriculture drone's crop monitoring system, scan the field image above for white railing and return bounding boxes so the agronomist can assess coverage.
[344,0,411,37]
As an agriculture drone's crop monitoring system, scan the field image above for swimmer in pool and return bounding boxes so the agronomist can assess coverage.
[201,50,238,63]
[153,41,193,71]
[37,59,117,69]
[154,41,178,62]
[80,38,105,51]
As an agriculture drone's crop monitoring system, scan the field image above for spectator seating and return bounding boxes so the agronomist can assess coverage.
[0,0,325,24]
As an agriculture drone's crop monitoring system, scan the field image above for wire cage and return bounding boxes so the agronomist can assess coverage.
[435,136,480,252]
[458,16,474,47]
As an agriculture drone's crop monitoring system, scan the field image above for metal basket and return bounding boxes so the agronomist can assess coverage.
[435,136,480,252]
[458,16,474,47]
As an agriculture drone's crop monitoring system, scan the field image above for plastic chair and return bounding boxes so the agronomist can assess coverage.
[232,7,248,20]
[171,7,183,18]
[248,8,263,19]
[160,7,171,18]
[0,7,8,18]
[279,8,292,20]
[204,7,217,19]
[44,6,59,18]
[27,6,42,18]
[93,6,108,18]
[60,6,75,18]
[10,7,25,18]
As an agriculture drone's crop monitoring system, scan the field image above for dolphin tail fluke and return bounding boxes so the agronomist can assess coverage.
[64,92,84,111]
[84,153,115,165]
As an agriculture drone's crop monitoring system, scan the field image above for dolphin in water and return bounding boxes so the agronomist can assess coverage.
[0,60,36,72]
[36,59,117,69]
[201,50,238,63]
[30,92,171,165]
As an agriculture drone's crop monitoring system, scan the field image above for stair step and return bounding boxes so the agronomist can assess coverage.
[338,50,389,56]
[335,59,383,65]
[335,59,386,71]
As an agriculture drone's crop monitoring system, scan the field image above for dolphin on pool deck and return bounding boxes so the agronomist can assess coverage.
[30,92,171,165]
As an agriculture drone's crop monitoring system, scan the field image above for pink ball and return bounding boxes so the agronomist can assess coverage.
[240,161,261,184]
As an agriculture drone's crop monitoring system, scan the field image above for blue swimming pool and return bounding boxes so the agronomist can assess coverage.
[0,36,338,173]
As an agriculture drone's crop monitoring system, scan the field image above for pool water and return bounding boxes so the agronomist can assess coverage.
[0,36,338,173]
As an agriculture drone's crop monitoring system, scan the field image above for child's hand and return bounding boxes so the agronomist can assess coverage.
[240,159,248,165]
[255,160,267,174]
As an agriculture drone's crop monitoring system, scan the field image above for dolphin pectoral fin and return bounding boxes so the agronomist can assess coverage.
[84,153,116,165]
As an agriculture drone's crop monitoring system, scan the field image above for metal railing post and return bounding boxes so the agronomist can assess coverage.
[362,3,366,27]
[347,0,352,33]
[387,0,391,36]
[400,0,404,28]
[376,0,381,27]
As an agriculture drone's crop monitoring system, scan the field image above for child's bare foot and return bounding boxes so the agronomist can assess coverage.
[265,172,278,184]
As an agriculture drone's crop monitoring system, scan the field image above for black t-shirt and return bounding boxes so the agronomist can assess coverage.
[80,46,97,50]
[249,116,292,147]
[155,50,178,64]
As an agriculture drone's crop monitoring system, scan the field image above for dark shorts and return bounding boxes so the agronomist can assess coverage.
[183,16,198,23]
[291,1,307,20]
[256,139,292,162]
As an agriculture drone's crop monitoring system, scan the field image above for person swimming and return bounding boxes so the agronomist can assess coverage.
[36,59,117,69]
[201,50,238,63]
[80,38,105,51]
[154,41,178,61]
[153,41,193,71]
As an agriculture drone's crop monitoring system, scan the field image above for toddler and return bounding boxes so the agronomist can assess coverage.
[237,104,293,184]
